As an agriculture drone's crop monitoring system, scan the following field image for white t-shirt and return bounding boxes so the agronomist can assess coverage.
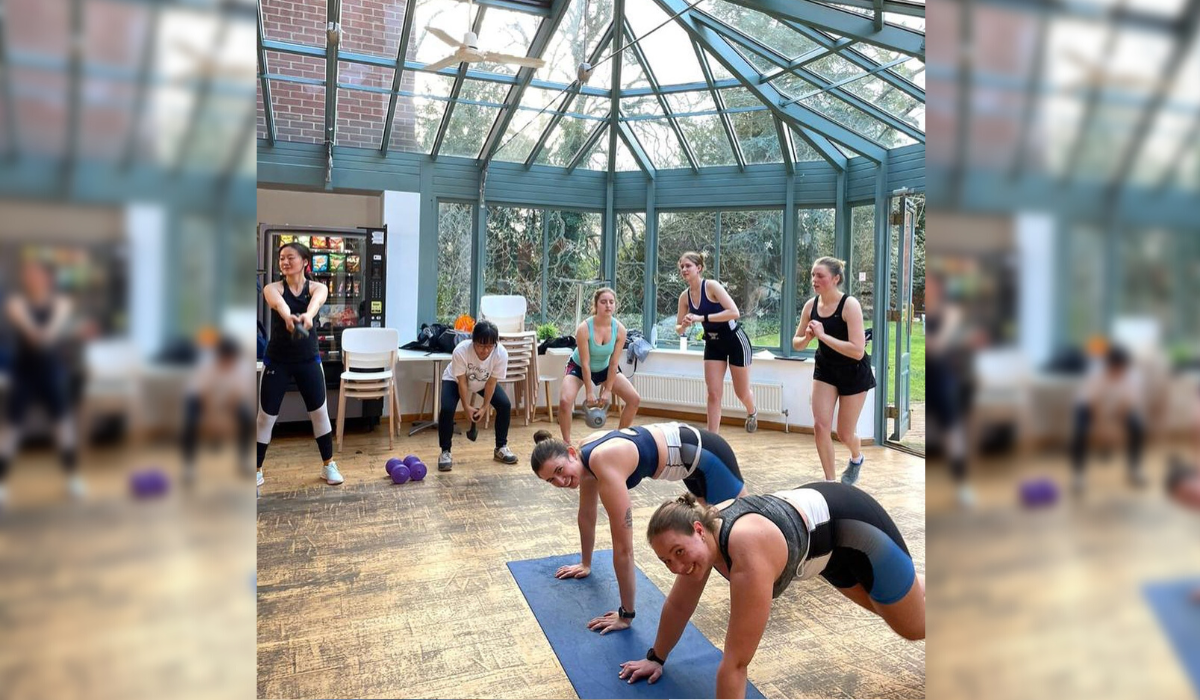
[442,340,508,394]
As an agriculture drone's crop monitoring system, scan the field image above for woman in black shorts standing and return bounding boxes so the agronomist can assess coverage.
[257,242,342,489]
[675,251,757,434]
[793,256,875,485]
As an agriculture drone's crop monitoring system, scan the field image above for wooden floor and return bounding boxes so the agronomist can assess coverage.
[0,446,257,700]
[926,449,1200,700]
[256,416,926,699]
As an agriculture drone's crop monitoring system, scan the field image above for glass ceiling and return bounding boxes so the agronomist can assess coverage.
[927,0,1200,192]
[1,0,257,176]
[257,0,927,172]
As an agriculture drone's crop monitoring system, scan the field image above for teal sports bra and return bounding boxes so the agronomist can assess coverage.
[569,316,619,372]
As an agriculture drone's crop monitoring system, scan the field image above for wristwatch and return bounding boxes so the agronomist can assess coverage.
[703,314,710,324]
[618,606,636,620]
[646,647,666,665]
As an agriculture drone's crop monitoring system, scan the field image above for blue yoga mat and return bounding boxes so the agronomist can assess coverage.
[508,550,764,699]
[1143,578,1200,693]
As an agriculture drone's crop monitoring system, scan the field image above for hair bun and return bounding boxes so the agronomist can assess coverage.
[533,429,554,444]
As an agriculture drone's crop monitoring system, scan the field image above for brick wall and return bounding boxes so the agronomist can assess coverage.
[259,0,422,149]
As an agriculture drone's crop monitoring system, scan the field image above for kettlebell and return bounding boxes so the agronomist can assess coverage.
[291,322,309,341]
[585,402,609,429]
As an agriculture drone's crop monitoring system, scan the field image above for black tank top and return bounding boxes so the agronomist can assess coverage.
[811,294,869,369]
[266,280,319,363]
[14,299,60,369]
[580,427,659,490]
[687,280,735,337]
[716,494,827,599]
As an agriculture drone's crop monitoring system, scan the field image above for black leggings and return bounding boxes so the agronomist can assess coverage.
[1070,404,1143,474]
[1,360,76,481]
[257,359,333,469]
[438,379,510,451]
[183,395,254,471]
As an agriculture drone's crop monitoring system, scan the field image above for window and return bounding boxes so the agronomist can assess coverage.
[851,204,876,354]
[794,207,836,338]
[655,211,716,344]
[616,213,646,333]
[544,210,603,333]
[437,201,473,324]
[484,206,543,321]
[721,210,784,348]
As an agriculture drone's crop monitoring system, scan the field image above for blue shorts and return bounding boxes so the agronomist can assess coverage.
[681,429,745,504]
[565,358,620,385]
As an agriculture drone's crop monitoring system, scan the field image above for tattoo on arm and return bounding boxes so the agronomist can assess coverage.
[624,507,633,529]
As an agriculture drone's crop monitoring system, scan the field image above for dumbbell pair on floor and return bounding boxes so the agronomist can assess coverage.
[385,455,428,484]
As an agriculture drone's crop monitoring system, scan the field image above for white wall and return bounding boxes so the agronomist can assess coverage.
[126,203,166,358]
[256,189,381,228]
[381,190,420,343]
[1016,212,1055,367]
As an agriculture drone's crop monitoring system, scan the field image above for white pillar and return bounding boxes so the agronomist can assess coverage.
[125,203,167,358]
[1016,211,1054,367]
[382,190,421,344]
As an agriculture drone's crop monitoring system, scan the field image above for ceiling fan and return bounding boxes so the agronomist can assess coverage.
[1060,48,1165,95]
[423,0,547,73]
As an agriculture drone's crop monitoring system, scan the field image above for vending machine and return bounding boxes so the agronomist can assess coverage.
[258,224,387,390]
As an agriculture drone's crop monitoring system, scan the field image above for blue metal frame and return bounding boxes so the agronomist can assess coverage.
[479,0,574,166]
[125,2,163,161]
[430,7,489,160]
[719,0,925,61]
[379,0,418,155]
[692,39,745,170]
[622,21,698,173]
[525,21,614,167]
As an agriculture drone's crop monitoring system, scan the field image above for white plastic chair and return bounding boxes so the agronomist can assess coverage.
[480,295,527,333]
[81,338,143,450]
[337,328,400,452]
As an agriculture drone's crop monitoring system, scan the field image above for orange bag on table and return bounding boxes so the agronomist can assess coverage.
[454,314,475,333]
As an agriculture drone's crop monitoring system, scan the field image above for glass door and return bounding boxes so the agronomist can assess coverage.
[886,194,921,453]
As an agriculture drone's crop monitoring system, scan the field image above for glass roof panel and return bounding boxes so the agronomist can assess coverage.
[703,2,820,60]
[261,0,325,45]
[805,55,924,130]
[621,94,664,117]
[336,87,389,148]
[458,78,511,106]
[541,0,614,88]
[389,72,454,154]
[677,115,737,167]
[614,136,640,171]
[627,119,686,169]
[626,0,706,85]
[665,90,719,117]
[575,93,611,118]
[1073,102,1142,183]
[621,42,651,89]
[472,6,544,77]
[535,117,605,168]
[342,0,406,58]
[698,46,735,82]
[79,78,134,161]
[722,88,781,164]
[1130,108,1192,186]
[440,102,499,158]
[790,129,825,163]
[186,92,250,171]
[582,127,611,171]
[339,61,395,90]
[151,82,194,162]
[493,86,565,163]
[266,78,324,143]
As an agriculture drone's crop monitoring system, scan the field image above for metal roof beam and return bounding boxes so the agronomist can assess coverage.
[323,0,342,151]
[784,21,923,101]
[379,0,418,154]
[763,37,857,81]
[565,119,608,173]
[695,14,922,143]
[430,6,488,160]
[480,0,573,167]
[525,21,613,168]
[0,8,16,160]
[774,116,793,175]
[608,0,623,175]
[1108,0,1200,191]
[65,0,83,180]
[623,21,697,172]
[692,38,744,170]
[1155,113,1200,192]
[718,0,925,61]
[972,0,1182,34]
[175,15,230,174]
[1060,10,1120,184]
[656,0,886,160]
[813,0,925,18]
[1008,13,1047,179]
[793,124,847,171]
[124,4,163,163]
[615,119,656,179]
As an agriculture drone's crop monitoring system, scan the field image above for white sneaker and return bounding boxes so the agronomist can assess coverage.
[322,462,344,485]
[256,470,265,487]
[67,475,86,500]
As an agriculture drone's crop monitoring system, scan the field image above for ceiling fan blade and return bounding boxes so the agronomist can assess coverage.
[427,27,462,48]
[482,52,546,69]
[424,54,464,72]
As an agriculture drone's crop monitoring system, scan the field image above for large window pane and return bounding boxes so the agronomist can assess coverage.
[851,204,876,354]
[655,211,716,344]
[616,213,647,333]
[545,211,603,334]
[795,208,837,331]
[484,206,543,325]
[721,210,784,349]
[437,201,473,324]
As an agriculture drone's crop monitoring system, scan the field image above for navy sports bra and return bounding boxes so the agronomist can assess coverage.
[580,427,660,490]
[687,280,736,336]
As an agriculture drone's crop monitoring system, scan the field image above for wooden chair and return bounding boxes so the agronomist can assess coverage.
[336,328,400,452]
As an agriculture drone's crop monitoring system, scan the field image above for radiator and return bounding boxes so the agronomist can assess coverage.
[627,373,789,431]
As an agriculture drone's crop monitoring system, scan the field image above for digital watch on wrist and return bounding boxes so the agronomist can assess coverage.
[618,606,636,620]
[646,648,666,665]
